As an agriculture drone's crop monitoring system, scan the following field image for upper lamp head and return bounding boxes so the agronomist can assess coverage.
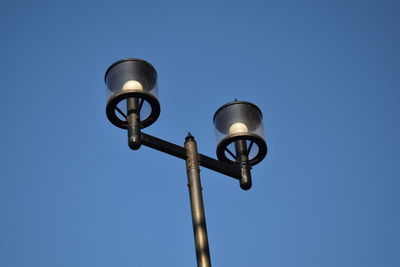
[213,100,267,166]
[104,58,160,129]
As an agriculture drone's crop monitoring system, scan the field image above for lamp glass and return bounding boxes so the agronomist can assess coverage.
[213,101,265,161]
[105,58,158,97]
[104,58,160,129]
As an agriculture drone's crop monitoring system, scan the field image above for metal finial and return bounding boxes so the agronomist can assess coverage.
[185,132,195,142]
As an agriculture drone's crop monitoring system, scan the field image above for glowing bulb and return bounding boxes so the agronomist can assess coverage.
[122,80,143,90]
[229,122,248,135]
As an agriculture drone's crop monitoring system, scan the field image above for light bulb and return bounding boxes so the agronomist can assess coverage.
[122,80,143,90]
[229,122,248,135]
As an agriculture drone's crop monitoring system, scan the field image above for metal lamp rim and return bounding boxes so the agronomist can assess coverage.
[106,90,161,130]
[213,100,263,122]
[216,132,267,166]
[104,58,158,83]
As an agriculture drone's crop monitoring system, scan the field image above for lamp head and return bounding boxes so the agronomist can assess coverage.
[104,58,160,130]
[213,100,267,166]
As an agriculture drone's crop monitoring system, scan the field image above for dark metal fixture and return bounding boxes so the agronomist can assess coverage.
[105,58,160,149]
[103,58,268,267]
[213,101,267,189]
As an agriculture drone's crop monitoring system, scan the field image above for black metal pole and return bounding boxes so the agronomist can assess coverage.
[184,134,212,267]
[127,97,141,150]
[234,140,252,190]
[141,133,243,180]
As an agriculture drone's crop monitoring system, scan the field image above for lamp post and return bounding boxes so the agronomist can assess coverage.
[103,58,268,267]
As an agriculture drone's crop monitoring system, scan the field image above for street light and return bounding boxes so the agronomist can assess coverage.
[213,101,267,190]
[105,58,160,149]
[103,58,268,267]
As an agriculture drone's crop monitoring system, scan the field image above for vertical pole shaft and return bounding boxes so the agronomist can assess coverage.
[184,134,212,267]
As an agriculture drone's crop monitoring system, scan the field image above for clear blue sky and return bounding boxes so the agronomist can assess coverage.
[1,1,399,266]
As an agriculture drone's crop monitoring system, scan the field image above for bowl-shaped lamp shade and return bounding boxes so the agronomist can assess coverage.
[213,101,267,166]
[105,58,160,129]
